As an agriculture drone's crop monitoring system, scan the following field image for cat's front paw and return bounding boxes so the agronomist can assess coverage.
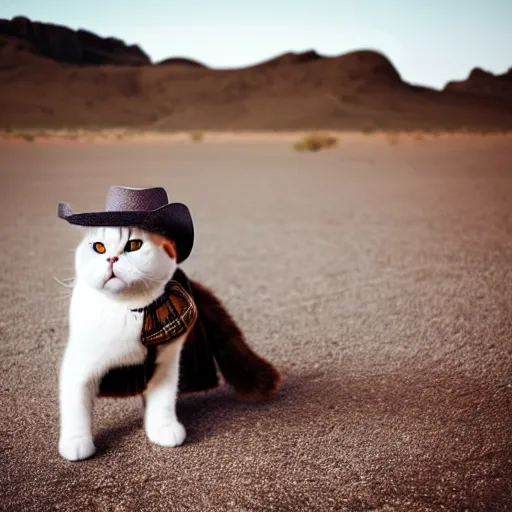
[59,435,96,461]
[146,419,186,447]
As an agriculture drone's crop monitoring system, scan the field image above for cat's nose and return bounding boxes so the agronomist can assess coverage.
[107,256,119,264]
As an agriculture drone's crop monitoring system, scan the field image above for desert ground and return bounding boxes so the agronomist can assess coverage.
[1,133,511,511]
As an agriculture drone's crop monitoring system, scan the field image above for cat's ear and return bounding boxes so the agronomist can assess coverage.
[161,239,177,260]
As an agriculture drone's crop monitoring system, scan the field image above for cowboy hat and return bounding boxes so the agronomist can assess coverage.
[57,186,194,263]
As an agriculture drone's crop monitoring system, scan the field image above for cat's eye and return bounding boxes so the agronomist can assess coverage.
[125,239,143,252]
[92,242,106,254]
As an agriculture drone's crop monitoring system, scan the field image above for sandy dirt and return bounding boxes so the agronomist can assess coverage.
[1,129,510,145]
[1,135,511,511]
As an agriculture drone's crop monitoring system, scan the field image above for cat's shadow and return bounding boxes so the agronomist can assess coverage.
[94,375,299,452]
[94,413,144,455]
[177,389,283,444]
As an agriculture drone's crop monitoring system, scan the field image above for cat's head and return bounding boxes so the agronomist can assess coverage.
[74,226,178,297]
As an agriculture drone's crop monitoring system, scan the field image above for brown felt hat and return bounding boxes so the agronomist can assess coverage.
[58,186,194,263]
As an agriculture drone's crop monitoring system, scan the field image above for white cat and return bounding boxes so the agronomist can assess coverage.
[59,226,187,461]
[58,211,281,462]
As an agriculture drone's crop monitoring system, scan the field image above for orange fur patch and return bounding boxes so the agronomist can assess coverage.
[146,232,178,260]
[161,239,177,260]
[149,233,178,260]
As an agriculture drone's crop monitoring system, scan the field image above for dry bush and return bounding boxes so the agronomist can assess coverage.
[189,131,204,142]
[62,130,79,140]
[386,132,400,145]
[0,128,33,141]
[293,133,338,152]
[10,130,36,142]
[362,125,377,135]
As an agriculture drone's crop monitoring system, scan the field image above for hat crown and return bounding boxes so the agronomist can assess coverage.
[105,186,169,212]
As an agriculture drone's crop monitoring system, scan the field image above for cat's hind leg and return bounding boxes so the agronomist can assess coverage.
[143,337,186,447]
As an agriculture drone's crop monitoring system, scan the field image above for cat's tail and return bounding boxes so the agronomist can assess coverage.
[189,279,281,400]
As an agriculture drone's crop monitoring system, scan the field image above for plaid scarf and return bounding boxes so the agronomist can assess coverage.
[132,280,198,346]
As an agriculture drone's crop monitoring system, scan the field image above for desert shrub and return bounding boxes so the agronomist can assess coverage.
[293,133,338,152]
[189,131,204,142]
[386,132,400,145]
[362,125,377,135]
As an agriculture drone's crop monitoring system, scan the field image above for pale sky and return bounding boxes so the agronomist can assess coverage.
[1,0,511,89]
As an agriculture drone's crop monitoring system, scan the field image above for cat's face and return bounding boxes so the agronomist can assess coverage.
[75,227,177,296]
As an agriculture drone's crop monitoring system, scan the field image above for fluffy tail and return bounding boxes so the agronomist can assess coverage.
[189,279,281,400]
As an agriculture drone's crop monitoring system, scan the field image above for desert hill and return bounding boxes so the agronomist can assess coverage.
[1,16,511,131]
[444,67,512,101]
[156,57,207,68]
[0,16,149,66]
[250,50,323,68]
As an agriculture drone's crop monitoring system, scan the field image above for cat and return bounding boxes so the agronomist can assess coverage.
[59,226,280,461]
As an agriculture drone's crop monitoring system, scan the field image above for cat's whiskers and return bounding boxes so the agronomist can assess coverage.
[52,275,76,289]
[137,270,168,284]
[54,293,73,302]
[140,277,164,295]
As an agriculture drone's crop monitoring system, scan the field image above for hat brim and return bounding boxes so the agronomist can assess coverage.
[58,202,194,263]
